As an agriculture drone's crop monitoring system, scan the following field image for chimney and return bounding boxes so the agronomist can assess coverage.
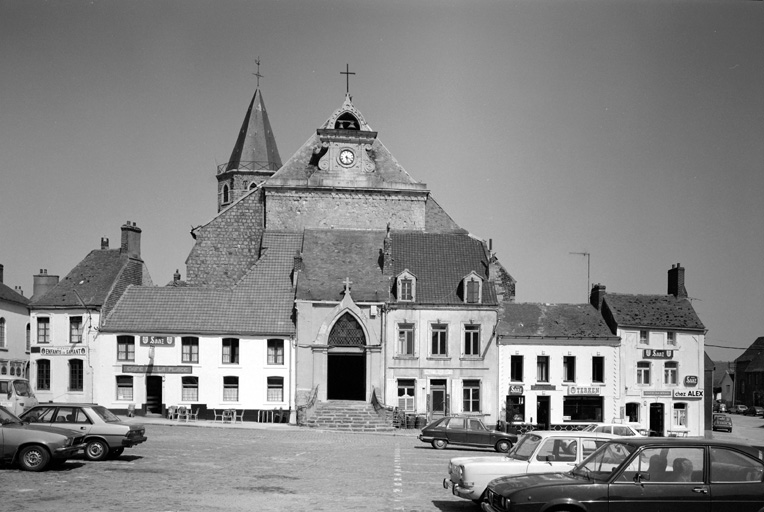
[14,286,23,296]
[101,237,109,250]
[590,283,606,310]
[668,263,687,298]
[0,263,3,283]
[120,221,142,259]
[173,269,181,284]
[33,269,59,300]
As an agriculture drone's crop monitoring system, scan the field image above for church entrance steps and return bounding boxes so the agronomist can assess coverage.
[304,400,394,432]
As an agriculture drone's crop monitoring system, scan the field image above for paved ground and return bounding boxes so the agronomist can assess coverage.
[1,413,763,512]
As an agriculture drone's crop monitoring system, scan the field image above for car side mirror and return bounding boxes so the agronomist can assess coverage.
[633,472,650,484]
[545,455,555,462]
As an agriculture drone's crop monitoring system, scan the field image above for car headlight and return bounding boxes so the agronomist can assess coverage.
[501,496,511,509]
[64,437,74,447]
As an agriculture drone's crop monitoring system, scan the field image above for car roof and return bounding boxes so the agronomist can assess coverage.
[522,430,616,438]
[609,437,755,450]
[27,403,100,408]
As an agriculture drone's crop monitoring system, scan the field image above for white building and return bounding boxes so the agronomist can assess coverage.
[0,264,31,379]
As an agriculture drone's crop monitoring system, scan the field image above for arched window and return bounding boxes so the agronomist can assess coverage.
[222,183,230,203]
[328,313,365,346]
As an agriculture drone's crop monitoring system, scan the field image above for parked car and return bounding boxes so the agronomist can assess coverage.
[744,406,764,417]
[0,405,86,471]
[713,402,728,413]
[732,404,749,414]
[482,438,764,512]
[419,416,517,453]
[581,422,644,436]
[20,403,147,461]
[713,413,733,433]
[444,430,616,504]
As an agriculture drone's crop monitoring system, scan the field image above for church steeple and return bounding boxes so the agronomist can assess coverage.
[216,84,282,212]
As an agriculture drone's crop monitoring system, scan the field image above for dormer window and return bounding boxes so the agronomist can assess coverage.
[396,270,416,302]
[463,272,483,304]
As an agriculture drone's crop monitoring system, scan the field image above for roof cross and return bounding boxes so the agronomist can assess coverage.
[342,277,353,295]
[252,58,263,88]
[341,63,355,95]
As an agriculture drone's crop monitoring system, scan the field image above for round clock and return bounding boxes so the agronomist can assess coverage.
[339,149,355,166]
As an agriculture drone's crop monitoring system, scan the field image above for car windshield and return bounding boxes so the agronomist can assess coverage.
[571,441,635,482]
[12,380,34,397]
[581,425,596,432]
[91,406,121,423]
[0,406,22,425]
[506,433,542,461]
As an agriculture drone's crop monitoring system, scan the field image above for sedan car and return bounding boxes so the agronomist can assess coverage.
[744,406,764,417]
[732,404,749,414]
[581,422,644,436]
[0,405,86,471]
[713,413,733,433]
[419,416,517,453]
[20,403,147,461]
[444,430,616,503]
[482,437,764,512]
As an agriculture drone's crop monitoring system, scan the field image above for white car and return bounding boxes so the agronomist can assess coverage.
[581,422,644,436]
[443,430,616,504]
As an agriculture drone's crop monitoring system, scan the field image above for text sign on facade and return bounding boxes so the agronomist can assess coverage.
[39,346,87,356]
[567,386,602,395]
[121,365,191,374]
[684,375,698,387]
[531,384,556,391]
[642,390,672,397]
[673,389,703,399]
[140,336,175,347]
[643,349,674,359]
[507,385,524,395]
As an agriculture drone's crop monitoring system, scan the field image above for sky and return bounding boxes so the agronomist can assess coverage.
[1,0,761,361]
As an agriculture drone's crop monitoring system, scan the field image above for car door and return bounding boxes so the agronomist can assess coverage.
[52,406,95,436]
[446,418,468,445]
[608,446,710,512]
[526,437,578,473]
[708,446,764,512]
[465,418,491,447]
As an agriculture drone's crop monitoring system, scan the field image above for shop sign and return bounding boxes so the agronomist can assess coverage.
[507,385,524,395]
[39,346,87,356]
[642,390,672,398]
[684,375,698,387]
[643,349,673,359]
[122,365,191,374]
[673,389,703,399]
[531,384,556,391]
[140,336,175,347]
[568,386,602,395]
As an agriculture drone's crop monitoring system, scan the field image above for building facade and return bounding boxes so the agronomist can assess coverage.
[0,264,31,379]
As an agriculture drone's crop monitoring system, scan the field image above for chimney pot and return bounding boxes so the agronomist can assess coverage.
[590,283,607,310]
[668,264,687,298]
[101,237,109,250]
[121,222,142,259]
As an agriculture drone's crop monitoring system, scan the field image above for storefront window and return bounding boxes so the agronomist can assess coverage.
[563,396,603,422]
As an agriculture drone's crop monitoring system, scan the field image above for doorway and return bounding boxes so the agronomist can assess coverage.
[327,352,366,400]
[146,375,163,414]
[429,380,448,419]
[649,403,664,435]
[536,396,550,429]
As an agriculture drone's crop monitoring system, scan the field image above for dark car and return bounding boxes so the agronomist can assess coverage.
[482,438,764,512]
[744,406,764,417]
[732,404,749,414]
[419,416,517,453]
[0,406,86,471]
[713,413,733,433]
[20,403,147,461]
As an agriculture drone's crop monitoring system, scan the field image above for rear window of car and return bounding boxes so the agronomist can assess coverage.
[91,406,121,423]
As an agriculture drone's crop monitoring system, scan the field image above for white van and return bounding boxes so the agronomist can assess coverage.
[0,377,38,416]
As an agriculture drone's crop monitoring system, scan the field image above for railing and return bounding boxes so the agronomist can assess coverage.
[217,161,280,174]
[296,385,319,426]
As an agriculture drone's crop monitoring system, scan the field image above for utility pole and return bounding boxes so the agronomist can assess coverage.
[569,251,590,302]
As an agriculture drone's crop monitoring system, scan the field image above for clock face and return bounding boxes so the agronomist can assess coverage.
[339,149,355,166]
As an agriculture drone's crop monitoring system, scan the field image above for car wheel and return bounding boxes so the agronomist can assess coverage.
[109,447,125,458]
[432,439,448,450]
[495,439,512,453]
[85,439,110,461]
[18,445,51,471]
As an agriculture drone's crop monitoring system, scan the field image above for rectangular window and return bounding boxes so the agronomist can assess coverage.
[116,376,133,400]
[69,359,83,391]
[463,325,480,356]
[592,356,605,383]
[397,323,415,356]
[637,361,651,385]
[400,278,413,301]
[667,332,676,345]
[222,338,239,364]
[267,377,284,402]
[673,402,687,427]
[466,280,480,303]
[537,356,549,382]
[639,330,649,345]
[0,318,5,348]
[37,317,50,343]
[117,336,135,362]
[37,359,50,390]
[431,324,448,356]
[182,337,199,363]
[182,376,198,401]
[462,380,480,413]
[664,361,678,385]
[223,376,238,401]
[563,396,604,422]
[510,355,524,382]
[26,324,30,352]
[69,316,83,344]
[563,356,576,382]
[397,379,415,411]
[267,339,284,365]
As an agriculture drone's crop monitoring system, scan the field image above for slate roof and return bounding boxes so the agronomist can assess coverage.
[603,293,705,331]
[497,302,618,339]
[295,229,389,302]
[30,250,148,311]
[102,231,302,336]
[223,88,282,172]
[391,231,497,305]
[737,337,764,373]
[0,282,29,306]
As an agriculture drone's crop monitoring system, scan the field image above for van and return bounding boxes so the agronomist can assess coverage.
[0,377,38,416]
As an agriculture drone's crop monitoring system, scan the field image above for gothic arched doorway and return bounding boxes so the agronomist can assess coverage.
[327,313,366,401]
